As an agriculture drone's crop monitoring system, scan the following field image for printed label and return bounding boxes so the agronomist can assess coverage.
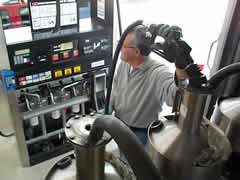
[30,117,39,126]
[51,110,61,120]
[91,60,105,68]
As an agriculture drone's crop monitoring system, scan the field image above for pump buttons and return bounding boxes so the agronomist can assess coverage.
[55,70,63,78]
[63,52,70,59]
[52,54,59,61]
[74,66,81,73]
[73,49,79,57]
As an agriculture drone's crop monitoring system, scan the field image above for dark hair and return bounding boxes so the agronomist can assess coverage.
[128,25,153,56]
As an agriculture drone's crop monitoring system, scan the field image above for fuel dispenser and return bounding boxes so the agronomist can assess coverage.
[1,0,114,166]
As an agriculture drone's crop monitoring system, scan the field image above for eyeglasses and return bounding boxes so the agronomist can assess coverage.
[122,46,137,49]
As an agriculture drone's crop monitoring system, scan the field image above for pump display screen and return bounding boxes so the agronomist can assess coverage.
[15,49,30,56]
[53,41,73,52]
[60,42,73,51]
[29,0,77,30]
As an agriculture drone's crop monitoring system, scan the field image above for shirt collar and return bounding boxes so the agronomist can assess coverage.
[134,57,155,72]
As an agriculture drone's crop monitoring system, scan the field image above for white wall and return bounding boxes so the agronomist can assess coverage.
[0,17,10,69]
[117,0,229,68]
[0,18,14,133]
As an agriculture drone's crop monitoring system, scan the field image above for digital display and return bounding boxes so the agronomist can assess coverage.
[30,0,77,30]
[60,42,73,51]
[15,49,30,55]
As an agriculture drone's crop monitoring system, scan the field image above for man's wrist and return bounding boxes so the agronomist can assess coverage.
[175,68,188,80]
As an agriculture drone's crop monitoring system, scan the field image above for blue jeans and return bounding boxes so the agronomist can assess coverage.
[120,128,148,162]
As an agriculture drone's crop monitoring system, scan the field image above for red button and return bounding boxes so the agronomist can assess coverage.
[52,54,59,61]
[18,77,26,82]
[32,2,38,6]
[198,64,204,71]
[73,50,79,56]
[63,52,69,59]
[19,81,26,86]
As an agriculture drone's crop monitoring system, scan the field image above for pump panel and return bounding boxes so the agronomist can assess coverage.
[4,0,113,166]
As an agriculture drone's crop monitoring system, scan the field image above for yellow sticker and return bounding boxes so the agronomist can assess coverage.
[64,68,72,76]
[74,66,81,73]
[54,70,63,78]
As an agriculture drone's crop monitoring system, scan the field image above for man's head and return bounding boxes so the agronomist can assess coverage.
[120,25,152,66]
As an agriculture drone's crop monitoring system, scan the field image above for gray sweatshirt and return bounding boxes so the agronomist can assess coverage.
[110,57,177,128]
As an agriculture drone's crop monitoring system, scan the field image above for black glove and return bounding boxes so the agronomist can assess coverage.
[149,24,183,63]
[174,40,194,69]
[157,24,183,40]
[174,40,205,80]
[149,24,183,40]
[156,25,193,69]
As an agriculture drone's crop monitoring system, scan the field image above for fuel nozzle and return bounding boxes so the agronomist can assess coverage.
[47,84,62,120]
[71,86,80,114]
[47,84,56,104]
[20,90,41,128]
[20,89,41,107]
[147,23,207,89]
[60,81,81,98]
[60,80,82,114]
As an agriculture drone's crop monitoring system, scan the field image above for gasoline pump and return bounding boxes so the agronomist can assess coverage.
[0,0,114,167]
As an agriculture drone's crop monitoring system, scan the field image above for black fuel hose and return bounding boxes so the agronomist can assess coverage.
[116,0,122,36]
[88,115,162,180]
[208,63,240,88]
[104,20,144,114]
[45,154,74,180]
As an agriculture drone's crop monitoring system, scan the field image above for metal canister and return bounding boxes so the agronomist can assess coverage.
[44,115,135,180]
[211,96,240,153]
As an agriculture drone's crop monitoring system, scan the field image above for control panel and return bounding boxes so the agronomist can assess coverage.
[7,31,113,88]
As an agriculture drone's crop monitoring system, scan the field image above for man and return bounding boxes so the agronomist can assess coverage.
[110,25,189,147]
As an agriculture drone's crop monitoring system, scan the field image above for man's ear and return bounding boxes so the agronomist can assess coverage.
[135,48,142,57]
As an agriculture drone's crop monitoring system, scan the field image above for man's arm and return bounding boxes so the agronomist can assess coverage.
[154,65,177,107]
